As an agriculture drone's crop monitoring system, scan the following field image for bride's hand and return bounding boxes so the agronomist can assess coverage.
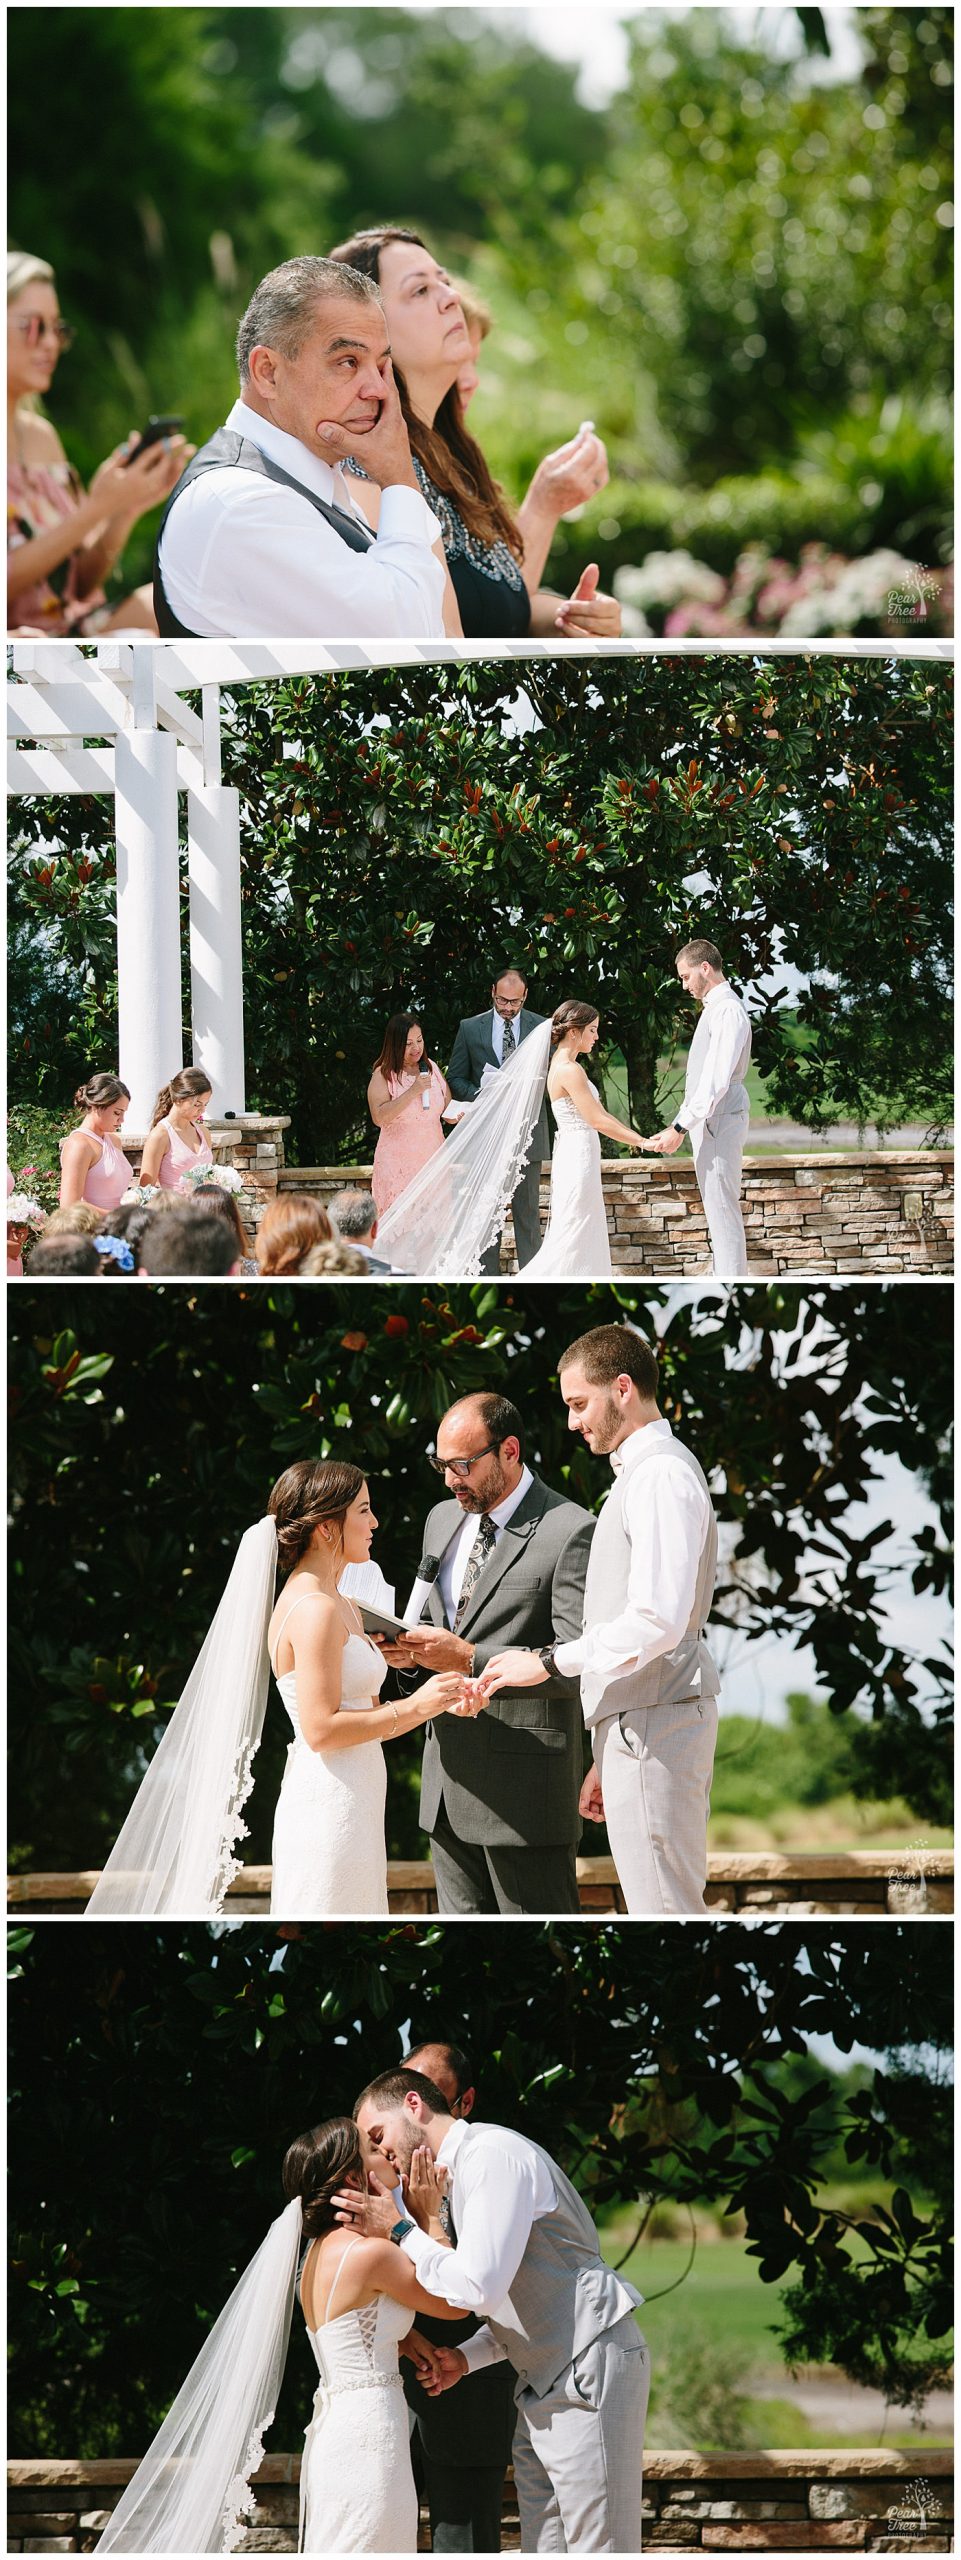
[414,1671,463,1717]
[407,2143,450,2228]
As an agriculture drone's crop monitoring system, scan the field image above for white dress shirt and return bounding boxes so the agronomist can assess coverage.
[401,2117,555,2371]
[157,397,446,640]
[430,1466,533,1628]
[676,981,752,1130]
[553,1421,712,1697]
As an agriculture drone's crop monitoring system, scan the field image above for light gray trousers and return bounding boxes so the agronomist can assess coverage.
[690,1085,750,1275]
[511,2313,650,2553]
[594,1694,719,1914]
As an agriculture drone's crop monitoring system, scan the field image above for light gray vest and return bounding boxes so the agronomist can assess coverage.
[471,2133,641,2397]
[580,1430,719,1729]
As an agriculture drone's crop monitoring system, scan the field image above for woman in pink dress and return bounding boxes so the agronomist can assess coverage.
[139,1068,214,1191]
[7,252,190,638]
[368,1015,449,1217]
[59,1073,132,1214]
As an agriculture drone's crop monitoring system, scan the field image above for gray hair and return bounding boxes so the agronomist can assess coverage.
[7,250,55,305]
[328,1189,377,1241]
[235,256,382,383]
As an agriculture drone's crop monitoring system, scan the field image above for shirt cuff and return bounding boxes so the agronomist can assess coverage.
[377,485,442,546]
[553,1638,584,1678]
[459,2325,506,2373]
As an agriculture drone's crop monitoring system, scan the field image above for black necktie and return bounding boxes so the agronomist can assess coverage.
[454,1514,497,1627]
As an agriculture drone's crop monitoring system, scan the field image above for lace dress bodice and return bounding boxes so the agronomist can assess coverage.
[275,1630,387,1745]
[270,1612,390,1918]
[299,2245,417,2553]
[307,2290,411,2395]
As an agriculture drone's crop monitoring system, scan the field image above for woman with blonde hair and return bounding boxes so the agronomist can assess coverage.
[7,250,191,635]
[138,1067,214,1190]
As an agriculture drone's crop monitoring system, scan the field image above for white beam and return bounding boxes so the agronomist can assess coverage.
[7,680,131,740]
[187,786,246,1114]
[114,730,184,1127]
[7,744,118,795]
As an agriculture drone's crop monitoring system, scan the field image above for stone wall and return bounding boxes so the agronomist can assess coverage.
[8,2450,952,2552]
[120,1114,289,1236]
[285,1152,954,1274]
[9,1850,953,1919]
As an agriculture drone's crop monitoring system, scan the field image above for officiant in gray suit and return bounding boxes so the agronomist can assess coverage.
[446,967,551,1271]
[381,1390,594,1914]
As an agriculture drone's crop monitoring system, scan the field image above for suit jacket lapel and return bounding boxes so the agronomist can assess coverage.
[455,1480,546,1637]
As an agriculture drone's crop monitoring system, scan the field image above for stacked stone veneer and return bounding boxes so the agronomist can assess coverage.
[120,1116,289,1238]
[282,1153,953,1274]
[9,1851,953,1919]
[8,2451,953,2552]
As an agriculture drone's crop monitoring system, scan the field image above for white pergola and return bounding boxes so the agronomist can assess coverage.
[7,633,949,1127]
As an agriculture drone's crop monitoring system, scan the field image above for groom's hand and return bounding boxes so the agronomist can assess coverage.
[421,2347,470,2395]
[478,1648,549,1699]
[647,1124,685,1155]
[332,2172,400,2238]
[579,1768,605,1824]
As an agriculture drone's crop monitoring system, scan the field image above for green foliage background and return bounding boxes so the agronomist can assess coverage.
[6,8,953,598]
[7,1922,953,2452]
[7,1278,953,1875]
[7,656,953,1156]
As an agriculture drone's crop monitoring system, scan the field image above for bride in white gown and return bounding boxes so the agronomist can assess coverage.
[376,996,647,1280]
[84,1460,464,1920]
[524,1000,648,1279]
[95,2117,463,2555]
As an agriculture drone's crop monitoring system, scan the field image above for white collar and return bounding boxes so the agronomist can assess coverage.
[225,396,359,511]
[436,2118,472,2169]
[610,1419,673,1476]
[702,979,731,1010]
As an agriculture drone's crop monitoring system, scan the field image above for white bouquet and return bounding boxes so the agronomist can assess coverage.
[181,1162,244,1196]
[6,1192,47,1230]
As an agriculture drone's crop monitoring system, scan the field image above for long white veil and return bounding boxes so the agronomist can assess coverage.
[84,1518,279,1918]
[96,2196,302,2553]
[376,1019,552,1277]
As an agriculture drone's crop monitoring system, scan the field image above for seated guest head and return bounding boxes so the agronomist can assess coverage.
[329,1188,379,1248]
[255,1193,333,1276]
[235,255,390,461]
[28,1232,101,1275]
[138,1205,239,1277]
[372,1014,426,1080]
[300,1238,370,1277]
[43,1202,103,1240]
[451,279,492,419]
[329,225,521,559]
[190,1183,250,1262]
[97,1198,153,1269]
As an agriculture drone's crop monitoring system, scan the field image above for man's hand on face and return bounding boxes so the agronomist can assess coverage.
[421,2346,470,2396]
[316,357,419,490]
[332,2170,402,2237]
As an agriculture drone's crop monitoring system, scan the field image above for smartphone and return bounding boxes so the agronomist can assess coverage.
[123,415,184,464]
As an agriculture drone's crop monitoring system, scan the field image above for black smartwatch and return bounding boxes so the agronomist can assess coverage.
[390,2217,415,2245]
[672,1121,685,1134]
[538,1643,559,1678]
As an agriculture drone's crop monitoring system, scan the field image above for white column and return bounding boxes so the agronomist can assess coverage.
[186,786,246,1114]
[114,729,183,1129]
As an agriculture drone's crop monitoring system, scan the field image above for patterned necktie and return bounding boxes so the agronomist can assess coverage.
[500,1015,516,1061]
[454,1513,497,1626]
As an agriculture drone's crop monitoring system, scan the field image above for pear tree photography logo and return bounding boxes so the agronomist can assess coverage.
[884,2478,947,2541]
[887,1839,934,1911]
[886,566,943,623]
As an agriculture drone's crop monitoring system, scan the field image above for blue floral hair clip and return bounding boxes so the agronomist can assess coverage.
[95,1233,135,1272]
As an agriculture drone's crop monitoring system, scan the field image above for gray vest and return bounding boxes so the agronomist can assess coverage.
[479,2134,641,2398]
[580,1430,719,1729]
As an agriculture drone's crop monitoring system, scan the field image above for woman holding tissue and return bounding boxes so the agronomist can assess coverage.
[84,1462,481,1923]
[329,225,621,639]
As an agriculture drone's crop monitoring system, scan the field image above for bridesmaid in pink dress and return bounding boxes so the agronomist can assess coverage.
[58,1073,131,1214]
[139,1068,214,1191]
[7,1164,25,1277]
[368,1014,450,1217]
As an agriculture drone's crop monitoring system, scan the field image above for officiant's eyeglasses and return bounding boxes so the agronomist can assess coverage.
[428,1441,499,1478]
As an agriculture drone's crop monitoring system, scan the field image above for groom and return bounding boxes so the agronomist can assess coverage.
[647,938,753,1276]
[339,2064,650,2554]
[446,967,551,1271]
[480,1322,720,1915]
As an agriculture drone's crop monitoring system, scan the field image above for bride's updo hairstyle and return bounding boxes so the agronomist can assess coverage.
[550,1000,599,1050]
[268,1459,366,1576]
[283,2117,365,2236]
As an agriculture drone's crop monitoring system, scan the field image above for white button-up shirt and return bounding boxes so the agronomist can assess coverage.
[676,980,752,1131]
[553,1420,712,1701]
[157,397,446,639]
[400,2116,555,2371]
[432,1466,533,1628]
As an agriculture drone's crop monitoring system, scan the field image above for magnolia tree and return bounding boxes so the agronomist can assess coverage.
[7,1920,952,2454]
[7,1279,952,1876]
[7,657,953,1161]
